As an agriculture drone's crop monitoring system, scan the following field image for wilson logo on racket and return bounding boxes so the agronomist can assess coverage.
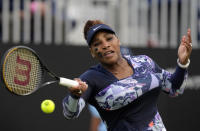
[14,55,31,86]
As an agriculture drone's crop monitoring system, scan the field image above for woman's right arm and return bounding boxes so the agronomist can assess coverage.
[62,95,86,119]
[62,78,88,119]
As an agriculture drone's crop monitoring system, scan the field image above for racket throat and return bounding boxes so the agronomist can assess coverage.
[41,81,58,87]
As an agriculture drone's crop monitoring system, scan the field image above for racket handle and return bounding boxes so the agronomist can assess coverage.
[59,77,79,88]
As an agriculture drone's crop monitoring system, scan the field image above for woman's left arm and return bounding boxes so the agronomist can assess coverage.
[177,28,192,66]
[161,28,192,96]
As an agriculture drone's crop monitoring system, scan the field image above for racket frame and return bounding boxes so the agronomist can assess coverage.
[1,46,60,95]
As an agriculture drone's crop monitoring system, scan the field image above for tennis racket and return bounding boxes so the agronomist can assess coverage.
[1,46,79,95]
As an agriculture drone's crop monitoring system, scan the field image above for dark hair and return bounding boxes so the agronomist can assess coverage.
[83,20,104,41]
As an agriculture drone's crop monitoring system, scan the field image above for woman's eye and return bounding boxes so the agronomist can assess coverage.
[94,42,100,46]
[107,37,113,41]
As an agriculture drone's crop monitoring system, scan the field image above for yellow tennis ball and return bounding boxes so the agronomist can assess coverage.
[41,99,55,114]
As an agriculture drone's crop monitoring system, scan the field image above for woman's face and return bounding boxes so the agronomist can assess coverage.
[89,31,122,65]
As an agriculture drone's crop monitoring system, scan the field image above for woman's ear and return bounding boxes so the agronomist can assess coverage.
[89,48,95,58]
[117,36,120,44]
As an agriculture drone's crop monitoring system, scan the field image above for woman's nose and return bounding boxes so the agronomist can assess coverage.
[102,41,110,49]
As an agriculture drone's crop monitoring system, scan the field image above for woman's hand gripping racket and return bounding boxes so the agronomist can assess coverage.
[1,46,79,96]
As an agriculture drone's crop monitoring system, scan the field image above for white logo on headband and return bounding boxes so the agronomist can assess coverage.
[93,25,102,31]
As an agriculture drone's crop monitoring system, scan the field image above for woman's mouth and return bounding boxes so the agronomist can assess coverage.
[103,50,114,57]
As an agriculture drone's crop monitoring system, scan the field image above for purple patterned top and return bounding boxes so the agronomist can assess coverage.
[63,55,187,131]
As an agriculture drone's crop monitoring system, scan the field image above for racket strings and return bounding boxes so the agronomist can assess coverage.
[3,48,42,95]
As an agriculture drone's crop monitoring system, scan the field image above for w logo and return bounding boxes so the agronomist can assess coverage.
[14,55,31,86]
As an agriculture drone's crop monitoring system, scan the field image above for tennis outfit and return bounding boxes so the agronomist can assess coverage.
[63,55,187,131]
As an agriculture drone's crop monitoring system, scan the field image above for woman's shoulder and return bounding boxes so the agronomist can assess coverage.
[79,64,106,80]
[124,55,154,64]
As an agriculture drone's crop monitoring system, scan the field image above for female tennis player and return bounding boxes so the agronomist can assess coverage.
[62,20,192,131]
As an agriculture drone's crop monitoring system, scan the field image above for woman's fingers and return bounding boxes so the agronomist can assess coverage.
[70,78,88,96]
[186,28,192,44]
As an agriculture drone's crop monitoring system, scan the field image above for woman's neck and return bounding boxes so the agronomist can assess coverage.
[102,57,133,79]
[103,57,126,71]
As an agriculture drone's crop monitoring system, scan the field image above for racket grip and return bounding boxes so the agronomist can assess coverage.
[59,77,79,88]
